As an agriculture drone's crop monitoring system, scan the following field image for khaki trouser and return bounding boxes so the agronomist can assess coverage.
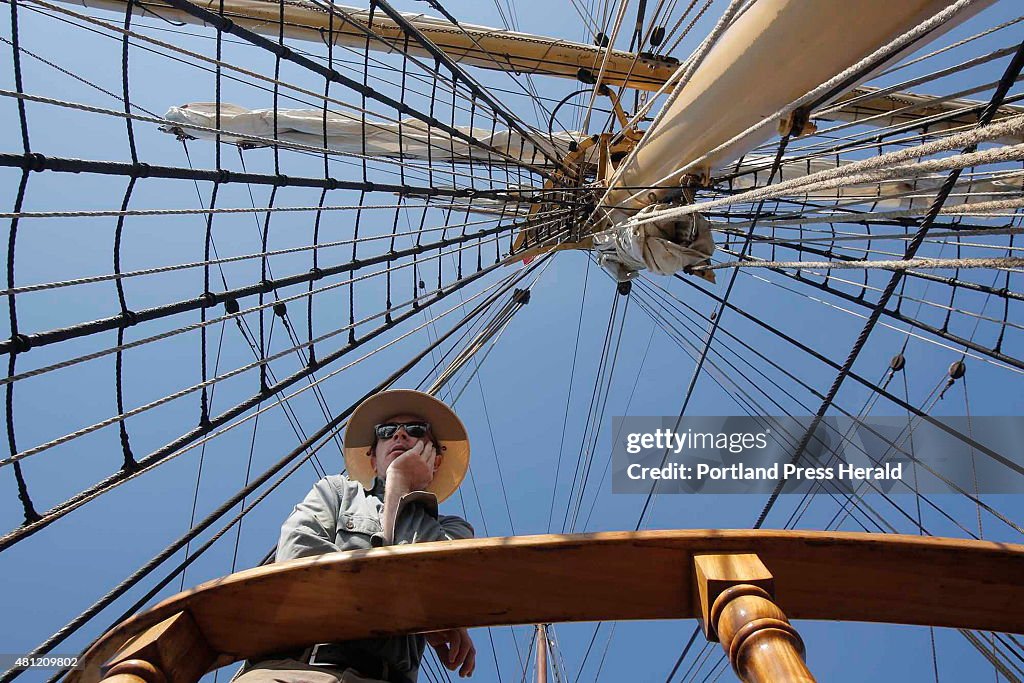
[231,658,388,683]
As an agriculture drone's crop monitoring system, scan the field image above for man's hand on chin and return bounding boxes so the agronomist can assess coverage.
[425,628,476,677]
[387,441,437,492]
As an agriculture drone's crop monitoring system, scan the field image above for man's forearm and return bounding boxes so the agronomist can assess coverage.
[381,474,414,545]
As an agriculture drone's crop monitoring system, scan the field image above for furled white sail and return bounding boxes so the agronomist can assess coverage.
[160,103,584,166]
[724,155,1024,209]
[592,208,716,283]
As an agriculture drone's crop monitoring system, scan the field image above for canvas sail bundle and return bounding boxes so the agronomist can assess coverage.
[592,209,716,283]
[160,103,584,166]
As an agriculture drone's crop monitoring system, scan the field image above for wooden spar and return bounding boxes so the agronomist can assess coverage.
[52,0,678,91]
[535,625,548,683]
[600,0,998,219]
[70,530,1024,683]
[43,0,1021,179]
[818,86,1024,142]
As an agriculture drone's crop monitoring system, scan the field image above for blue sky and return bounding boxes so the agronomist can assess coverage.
[2,0,1024,681]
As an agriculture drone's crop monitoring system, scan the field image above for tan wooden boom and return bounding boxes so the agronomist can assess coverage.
[58,0,679,91]
[72,530,1024,683]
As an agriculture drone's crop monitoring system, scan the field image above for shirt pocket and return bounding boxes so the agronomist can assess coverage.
[335,513,383,550]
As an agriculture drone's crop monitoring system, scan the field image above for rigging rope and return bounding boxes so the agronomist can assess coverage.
[699,254,1024,271]
[751,34,1024,523]
[3,256,549,683]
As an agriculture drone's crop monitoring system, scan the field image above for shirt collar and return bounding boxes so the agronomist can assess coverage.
[367,476,386,498]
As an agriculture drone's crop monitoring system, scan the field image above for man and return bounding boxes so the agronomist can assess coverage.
[234,389,476,683]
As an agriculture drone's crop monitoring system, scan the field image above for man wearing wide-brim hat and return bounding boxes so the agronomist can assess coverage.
[234,390,475,683]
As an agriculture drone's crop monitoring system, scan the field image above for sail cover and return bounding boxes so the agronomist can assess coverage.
[592,208,716,283]
[161,103,583,166]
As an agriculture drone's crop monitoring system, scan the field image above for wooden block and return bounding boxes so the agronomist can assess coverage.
[103,612,215,683]
[693,553,774,641]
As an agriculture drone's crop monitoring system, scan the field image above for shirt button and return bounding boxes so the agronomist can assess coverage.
[345,520,354,530]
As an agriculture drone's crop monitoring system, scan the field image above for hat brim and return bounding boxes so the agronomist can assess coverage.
[343,390,469,503]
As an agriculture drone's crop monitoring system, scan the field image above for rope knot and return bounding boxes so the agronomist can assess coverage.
[11,333,32,353]
[120,310,139,327]
[26,153,47,172]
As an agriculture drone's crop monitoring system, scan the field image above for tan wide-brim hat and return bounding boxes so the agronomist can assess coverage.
[343,389,470,502]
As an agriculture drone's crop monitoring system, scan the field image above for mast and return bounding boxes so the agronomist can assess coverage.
[535,624,548,683]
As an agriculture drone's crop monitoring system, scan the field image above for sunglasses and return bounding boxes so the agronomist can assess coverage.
[374,421,431,440]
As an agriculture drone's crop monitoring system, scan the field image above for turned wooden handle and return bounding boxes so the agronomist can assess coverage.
[695,554,816,683]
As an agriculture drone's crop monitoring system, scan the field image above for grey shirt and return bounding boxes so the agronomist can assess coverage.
[275,474,474,681]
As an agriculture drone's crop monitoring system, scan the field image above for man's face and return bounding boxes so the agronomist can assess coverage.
[369,413,440,480]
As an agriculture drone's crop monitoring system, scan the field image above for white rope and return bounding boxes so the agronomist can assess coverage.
[722,261,1024,375]
[0,219,563,389]
[19,0,547,175]
[875,13,1024,79]
[698,255,1024,272]
[815,45,1020,119]
[776,101,986,169]
[0,209,560,296]
[713,223,1024,247]
[578,0,632,133]
[0,246,509,466]
[628,114,1024,226]
[598,0,746,205]
[724,196,1024,231]
[611,0,746,143]
[0,221,576,464]
[0,268,525,526]
[713,228,1024,263]
[746,145,1024,211]
[604,0,987,213]
[0,89,530,185]
[0,202,520,220]
[785,75,1024,157]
